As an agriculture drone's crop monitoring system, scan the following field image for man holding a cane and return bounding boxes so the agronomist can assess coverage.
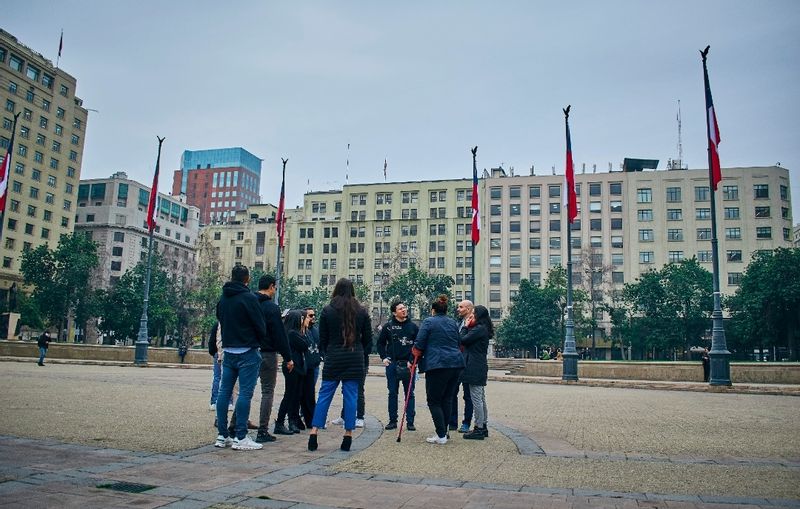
[377,300,418,432]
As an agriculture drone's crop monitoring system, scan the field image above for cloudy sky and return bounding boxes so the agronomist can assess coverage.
[5,1,799,219]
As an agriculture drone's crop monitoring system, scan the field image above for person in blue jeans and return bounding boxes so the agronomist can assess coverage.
[377,300,419,431]
[213,265,271,452]
[307,278,373,452]
[37,331,50,366]
[208,323,222,410]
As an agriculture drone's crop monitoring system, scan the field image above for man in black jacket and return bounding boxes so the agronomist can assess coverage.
[255,274,293,443]
[214,265,267,451]
[377,301,419,431]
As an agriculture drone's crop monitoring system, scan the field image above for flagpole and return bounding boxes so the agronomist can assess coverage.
[470,146,478,302]
[275,158,287,306]
[134,136,164,366]
[562,106,578,381]
[701,46,731,386]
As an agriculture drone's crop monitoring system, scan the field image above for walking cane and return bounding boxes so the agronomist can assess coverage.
[396,356,419,443]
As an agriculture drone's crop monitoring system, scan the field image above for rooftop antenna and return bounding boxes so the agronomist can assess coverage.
[675,100,684,169]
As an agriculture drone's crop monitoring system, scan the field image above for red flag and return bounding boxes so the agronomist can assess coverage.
[58,30,63,58]
[276,160,287,248]
[701,46,722,191]
[0,114,20,212]
[146,138,164,231]
[564,107,578,223]
[471,148,480,245]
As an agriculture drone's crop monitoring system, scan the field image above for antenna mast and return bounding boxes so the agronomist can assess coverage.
[676,100,684,169]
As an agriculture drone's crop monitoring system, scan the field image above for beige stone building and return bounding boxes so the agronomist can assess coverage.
[0,29,89,297]
[201,165,792,339]
[74,173,201,289]
[484,165,793,351]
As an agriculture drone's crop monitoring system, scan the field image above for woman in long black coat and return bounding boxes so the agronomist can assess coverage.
[307,278,372,452]
[273,310,308,435]
[460,305,492,440]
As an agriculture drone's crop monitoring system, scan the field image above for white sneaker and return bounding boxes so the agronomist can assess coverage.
[209,403,216,411]
[232,436,263,451]
[330,417,344,426]
[355,418,365,428]
[426,435,447,445]
[228,403,234,412]
[214,435,232,448]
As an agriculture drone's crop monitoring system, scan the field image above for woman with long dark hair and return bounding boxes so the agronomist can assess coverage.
[412,294,465,445]
[307,278,372,452]
[460,305,492,440]
[273,310,308,435]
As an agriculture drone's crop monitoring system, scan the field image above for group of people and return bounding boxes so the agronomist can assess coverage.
[209,264,493,452]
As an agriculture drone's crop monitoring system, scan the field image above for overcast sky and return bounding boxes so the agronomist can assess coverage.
[5,1,800,220]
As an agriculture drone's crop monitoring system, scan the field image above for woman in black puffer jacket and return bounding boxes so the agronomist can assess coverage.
[459,305,492,440]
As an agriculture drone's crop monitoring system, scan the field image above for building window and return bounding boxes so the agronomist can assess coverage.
[723,185,739,200]
[668,251,684,263]
[666,187,681,202]
[610,200,622,213]
[639,229,654,242]
[667,209,682,221]
[590,218,601,231]
[637,188,652,203]
[753,184,769,199]
[755,227,771,239]
[725,227,741,240]
[637,209,653,221]
[724,207,740,220]
[754,206,770,218]
[727,272,742,285]
[639,251,654,264]
[667,229,683,241]
[695,208,711,220]
[695,186,710,201]
[697,228,712,240]
[726,250,742,262]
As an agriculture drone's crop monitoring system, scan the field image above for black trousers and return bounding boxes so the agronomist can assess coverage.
[297,368,317,427]
[276,370,303,424]
[425,367,462,439]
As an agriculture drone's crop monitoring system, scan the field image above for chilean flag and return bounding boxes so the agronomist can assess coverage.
[564,107,578,224]
[702,46,722,191]
[0,114,19,212]
[146,137,165,231]
[471,151,480,245]
[276,161,286,248]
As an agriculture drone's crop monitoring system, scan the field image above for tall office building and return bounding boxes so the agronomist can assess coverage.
[171,147,262,225]
[0,29,89,297]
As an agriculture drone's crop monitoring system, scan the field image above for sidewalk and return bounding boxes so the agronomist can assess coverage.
[1,361,798,508]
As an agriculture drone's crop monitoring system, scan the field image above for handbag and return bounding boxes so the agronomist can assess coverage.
[395,360,411,381]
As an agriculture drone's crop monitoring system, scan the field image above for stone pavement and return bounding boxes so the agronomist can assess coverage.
[0,361,798,508]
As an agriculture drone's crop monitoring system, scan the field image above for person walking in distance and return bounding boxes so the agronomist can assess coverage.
[460,305,492,440]
[307,279,373,452]
[377,300,418,431]
[213,265,268,451]
[37,331,50,366]
[412,295,465,445]
[255,274,293,443]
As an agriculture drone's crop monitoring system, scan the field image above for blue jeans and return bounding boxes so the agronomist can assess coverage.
[312,379,358,431]
[38,347,47,364]
[386,364,415,424]
[215,349,261,440]
[210,353,221,405]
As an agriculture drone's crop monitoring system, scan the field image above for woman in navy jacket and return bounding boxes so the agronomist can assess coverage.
[412,295,465,445]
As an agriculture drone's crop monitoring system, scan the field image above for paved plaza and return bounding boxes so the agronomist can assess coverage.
[0,360,798,508]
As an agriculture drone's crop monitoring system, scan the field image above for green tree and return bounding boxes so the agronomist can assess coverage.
[622,258,712,359]
[383,266,454,319]
[726,248,800,361]
[20,233,100,340]
[97,254,180,344]
[186,265,223,347]
[496,279,562,354]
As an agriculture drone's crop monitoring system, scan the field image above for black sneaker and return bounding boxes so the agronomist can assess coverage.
[273,421,294,435]
[384,421,397,430]
[406,423,416,431]
[256,430,276,443]
[463,428,485,440]
[448,424,458,431]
